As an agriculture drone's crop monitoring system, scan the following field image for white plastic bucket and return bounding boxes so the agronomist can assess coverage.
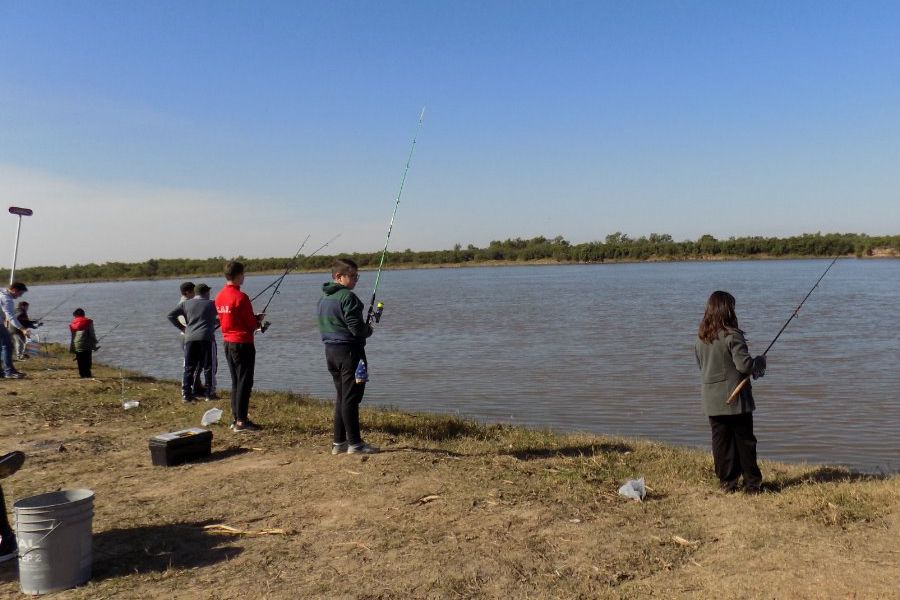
[14,489,94,595]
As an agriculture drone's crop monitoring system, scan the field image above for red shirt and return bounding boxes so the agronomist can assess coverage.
[214,283,257,344]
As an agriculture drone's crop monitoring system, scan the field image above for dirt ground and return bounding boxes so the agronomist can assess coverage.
[0,349,897,599]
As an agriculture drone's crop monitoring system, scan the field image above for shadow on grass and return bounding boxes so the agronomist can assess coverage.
[121,375,158,383]
[380,446,470,458]
[505,442,633,461]
[92,520,242,580]
[197,446,252,463]
[765,466,888,492]
[369,417,486,442]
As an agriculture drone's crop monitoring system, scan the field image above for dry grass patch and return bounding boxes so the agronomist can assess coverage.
[0,348,896,599]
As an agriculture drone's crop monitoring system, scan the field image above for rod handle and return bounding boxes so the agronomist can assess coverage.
[725,376,750,405]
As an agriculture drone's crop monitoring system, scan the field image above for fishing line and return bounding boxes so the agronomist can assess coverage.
[34,285,86,322]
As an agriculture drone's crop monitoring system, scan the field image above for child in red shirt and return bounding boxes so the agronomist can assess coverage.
[214,261,265,432]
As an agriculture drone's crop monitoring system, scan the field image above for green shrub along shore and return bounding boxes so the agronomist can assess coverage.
[5,232,898,284]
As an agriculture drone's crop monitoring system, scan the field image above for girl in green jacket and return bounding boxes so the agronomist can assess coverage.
[695,291,766,493]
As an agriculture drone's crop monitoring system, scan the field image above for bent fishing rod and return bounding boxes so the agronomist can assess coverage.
[254,233,342,333]
[726,256,840,404]
[365,106,426,326]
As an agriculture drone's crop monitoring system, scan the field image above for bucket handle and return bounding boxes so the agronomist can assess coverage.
[17,520,62,558]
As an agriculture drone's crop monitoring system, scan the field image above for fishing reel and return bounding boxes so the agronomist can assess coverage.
[256,313,270,334]
[373,302,384,323]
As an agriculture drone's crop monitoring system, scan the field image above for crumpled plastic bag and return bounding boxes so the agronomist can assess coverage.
[201,408,223,426]
[618,477,646,501]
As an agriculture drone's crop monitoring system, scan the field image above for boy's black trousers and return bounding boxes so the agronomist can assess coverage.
[325,344,366,446]
[224,342,255,423]
[75,351,92,378]
[182,340,213,398]
[708,412,762,490]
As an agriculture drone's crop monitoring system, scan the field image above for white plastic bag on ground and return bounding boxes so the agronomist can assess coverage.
[618,477,646,501]
[201,408,223,426]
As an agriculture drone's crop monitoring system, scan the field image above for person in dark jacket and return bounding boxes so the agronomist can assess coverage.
[695,291,767,493]
[69,308,99,378]
[7,301,40,360]
[167,283,219,402]
[317,258,377,455]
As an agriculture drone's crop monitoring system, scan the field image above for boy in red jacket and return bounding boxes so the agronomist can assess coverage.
[69,308,99,378]
[214,261,265,432]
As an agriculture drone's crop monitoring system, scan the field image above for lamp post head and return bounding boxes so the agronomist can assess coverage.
[8,207,33,217]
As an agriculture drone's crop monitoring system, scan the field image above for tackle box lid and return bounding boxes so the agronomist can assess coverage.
[150,428,212,444]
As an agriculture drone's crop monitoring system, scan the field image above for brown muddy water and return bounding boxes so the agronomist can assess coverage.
[28,259,899,472]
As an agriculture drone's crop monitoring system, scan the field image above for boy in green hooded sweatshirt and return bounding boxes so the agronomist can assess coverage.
[316,258,377,454]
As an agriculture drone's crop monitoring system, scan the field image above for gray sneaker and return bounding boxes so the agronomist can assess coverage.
[347,442,379,455]
[331,442,348,455]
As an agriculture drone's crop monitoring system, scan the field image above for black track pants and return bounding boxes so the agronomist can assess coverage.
[325,344,366,446]
[224,342,255,423]
[709,412,762,489]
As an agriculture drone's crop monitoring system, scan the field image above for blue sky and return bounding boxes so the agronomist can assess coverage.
[1,1,898,266]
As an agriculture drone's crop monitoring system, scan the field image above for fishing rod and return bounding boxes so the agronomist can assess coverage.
[254,233,342,333]
[95,321,121,347]
[34,287,83,323]
[250,235,311,304]
[726,256,840,404]
[75,321,120,359]
[365,106,426,326]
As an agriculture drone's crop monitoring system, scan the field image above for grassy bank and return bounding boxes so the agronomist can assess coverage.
[1,348,897,599]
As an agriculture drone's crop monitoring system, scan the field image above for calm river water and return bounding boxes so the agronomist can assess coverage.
[27,260,899,473]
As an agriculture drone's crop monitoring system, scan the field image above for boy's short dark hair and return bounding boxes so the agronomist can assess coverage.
[17,301,28,307]
[196,283,211,295]
[9,282,27,293]
[224,261,245,281]
[332,258,359,279]
[180,282,195,295]
[73,308,85,317]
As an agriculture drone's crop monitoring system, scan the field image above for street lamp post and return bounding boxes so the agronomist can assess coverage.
[8,206,34,285]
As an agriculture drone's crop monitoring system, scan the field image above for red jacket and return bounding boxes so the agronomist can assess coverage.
[214,283,257,344]
[69,316,93,332]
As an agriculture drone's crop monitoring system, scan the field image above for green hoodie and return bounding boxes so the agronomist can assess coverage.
[316,281,372,345]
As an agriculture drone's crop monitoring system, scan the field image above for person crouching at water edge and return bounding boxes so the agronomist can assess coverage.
[69,308,99,378]
[215,261,265,433]
[695,291,767,494]
[317,258,378,455]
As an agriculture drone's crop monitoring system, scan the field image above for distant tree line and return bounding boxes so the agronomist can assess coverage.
[3,232,898,284]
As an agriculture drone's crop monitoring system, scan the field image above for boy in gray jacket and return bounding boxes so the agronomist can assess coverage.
[168,285,218,402]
